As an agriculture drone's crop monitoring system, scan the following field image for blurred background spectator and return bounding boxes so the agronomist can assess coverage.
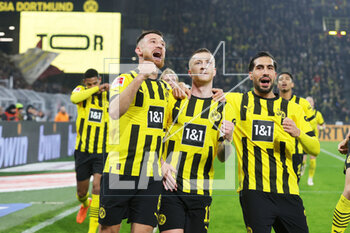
[2,104,18,121]
[0,0,348,123]
[54,106,70,122]
[16,102,24,121]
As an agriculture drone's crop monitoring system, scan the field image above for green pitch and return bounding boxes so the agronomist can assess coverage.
[0,141,346,232]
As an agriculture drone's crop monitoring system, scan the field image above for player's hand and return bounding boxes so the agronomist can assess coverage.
[338,131,350,154]
[172,82,190,100]
[99,83,110,92]
[220,120,234,142]
[138,61,158,80]
[282,117,300,137]
[212,88,226,102]
[161,162,177,191]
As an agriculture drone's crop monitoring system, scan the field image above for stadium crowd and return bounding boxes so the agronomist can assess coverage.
[159,0,350,123]
[0,0,349,123]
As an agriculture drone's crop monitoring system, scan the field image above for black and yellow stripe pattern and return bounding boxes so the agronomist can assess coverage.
[163,95,235,196]
[226,91,315,195]
[105,70,171,177]
[332,194,350,233]
[73,86,109,154]
[308,109,325,138]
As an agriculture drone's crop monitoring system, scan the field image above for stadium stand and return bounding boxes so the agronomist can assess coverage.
[0,86,76,121]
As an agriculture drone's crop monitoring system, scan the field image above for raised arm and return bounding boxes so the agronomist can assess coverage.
[109,61,157,119]
[71,86,99,104]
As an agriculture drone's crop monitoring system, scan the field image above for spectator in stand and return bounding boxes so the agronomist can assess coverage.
[24,105,37,121]
[24,105,45,121]
[2,104,19,121]
[0,106,4,121]
[16,103,24,121]
[54,106,70,122]
[36,110,46,122]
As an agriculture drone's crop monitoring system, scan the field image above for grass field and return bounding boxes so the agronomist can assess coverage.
[0,141,346,233]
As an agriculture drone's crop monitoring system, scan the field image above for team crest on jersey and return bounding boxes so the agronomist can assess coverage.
[276,108,286,119]
[111,76,125,89]
[99,207,106,219]
[246,226,253,233]
[73,87,82,92]
[209,110,222,122]
[165,89,169,99]
[158,214,166,225]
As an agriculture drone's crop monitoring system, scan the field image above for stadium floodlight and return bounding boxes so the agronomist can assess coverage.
[0,32,4,36]
[329,31,337,35]
[0,38,13,42]
[341,31,347,35]
[9,26,15,30]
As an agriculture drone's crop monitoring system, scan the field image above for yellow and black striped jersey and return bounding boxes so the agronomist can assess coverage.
[289,95,314,130]
[71,85,109,154]
[163,95,235,196]
[288,95,315,175]
[308,109,325,138]
[104,69,172,178]
[226,91,316,195]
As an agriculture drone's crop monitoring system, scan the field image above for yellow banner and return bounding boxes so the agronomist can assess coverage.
[19,12,121,73]
[319,124,350,141]
[0,1,74,12]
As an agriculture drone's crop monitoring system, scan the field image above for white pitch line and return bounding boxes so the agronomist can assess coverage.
[320,148,345,162]
[22,206,79,233]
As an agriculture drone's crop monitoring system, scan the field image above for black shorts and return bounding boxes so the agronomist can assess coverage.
[74,150,105,181]
[239,190,308,233]
[158,189,212,233]
[98,173,162,227]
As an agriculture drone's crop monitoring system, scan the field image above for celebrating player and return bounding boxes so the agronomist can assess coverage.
[304,96,325,185]
[71,68,109,233]
[227,51,320,233]
[159,48,234,233]
[277,72,315,182]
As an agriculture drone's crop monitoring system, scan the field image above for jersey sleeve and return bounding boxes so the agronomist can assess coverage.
[293,104,320,155]
[164,94,178,130]
[225,92,242,123]
[110,74,133,100]
[222,99,238,125]
[302,99,314,121]
[317,111,325,125]
[70,85,99,104]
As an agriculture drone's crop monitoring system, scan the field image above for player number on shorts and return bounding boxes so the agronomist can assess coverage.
[252,120,274,142]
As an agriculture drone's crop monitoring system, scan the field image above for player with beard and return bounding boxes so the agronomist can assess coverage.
[226,51,320,233]
[99,30,185,233]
